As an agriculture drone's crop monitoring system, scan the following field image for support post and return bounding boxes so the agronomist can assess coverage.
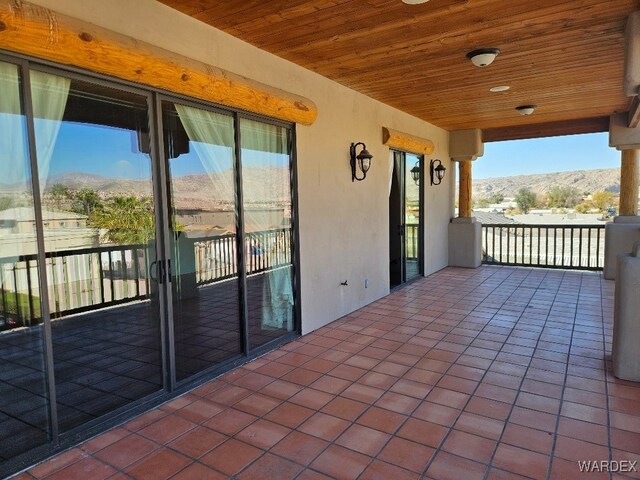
[604,148,640,279]
[448,129,483,268]
[620,149,639,215]
[458,160,473,218]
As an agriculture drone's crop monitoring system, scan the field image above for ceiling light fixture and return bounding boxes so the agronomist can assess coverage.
[466,48,501,67]
[516,105,537,115]
[402,0,429,4]
[489,85,510,92]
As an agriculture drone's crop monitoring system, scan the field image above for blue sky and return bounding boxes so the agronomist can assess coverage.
[45,121,617,181]
[47,121,287,180]
[475,132,620,179]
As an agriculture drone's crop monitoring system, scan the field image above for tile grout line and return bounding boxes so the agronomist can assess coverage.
[480,268,568,480]
[24,267,621,480]
[399,266,549,479]
[285,266,509,479]
[293,267,505,479]
[600,272,614,480]
[351,267,515,479]
[543,271,581,480]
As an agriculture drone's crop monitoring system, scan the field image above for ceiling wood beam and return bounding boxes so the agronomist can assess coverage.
[0,1,317,125]
[482,117,610,142]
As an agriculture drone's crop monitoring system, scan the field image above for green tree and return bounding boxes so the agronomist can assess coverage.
[514,187,537,214]
[89,196,155,245]
[476,197,491,208]
[49,183,70,209]
[575,202,591,213]
[546,186,581,208]
[489,192,505,204]
[72,189,102,216]
[0,197,14,211]
[591,191,616,215]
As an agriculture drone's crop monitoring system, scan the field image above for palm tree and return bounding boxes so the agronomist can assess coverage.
[72,188,102,216]
[89,196,155,245]
[49,183,70,210]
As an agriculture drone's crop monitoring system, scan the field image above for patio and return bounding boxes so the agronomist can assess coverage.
[13,265,640,480]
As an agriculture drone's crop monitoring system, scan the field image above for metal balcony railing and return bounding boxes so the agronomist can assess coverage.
[405,223,419,261]
[482,224,605,271]
[0,228,292,331]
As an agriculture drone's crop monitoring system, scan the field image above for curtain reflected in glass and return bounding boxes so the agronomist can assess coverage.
[405,153,421,280]
[240,118,295,349]
[163,101,242,381]
[0,62,51,460]
[32,72,162,432]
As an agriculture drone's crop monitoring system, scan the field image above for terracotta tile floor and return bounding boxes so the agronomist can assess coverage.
[14,266,640,480]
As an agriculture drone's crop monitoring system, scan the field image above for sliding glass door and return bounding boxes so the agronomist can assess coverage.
[0,55,298,473]
[404,153,423,281]
[161,101,242,381]
[389,150,423,287]
[0,60,51,462]
[240,118,295,349]
[31,71,164,432]
[159,101,298,381]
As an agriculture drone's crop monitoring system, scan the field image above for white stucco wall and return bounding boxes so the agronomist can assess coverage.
[28,0,453,334]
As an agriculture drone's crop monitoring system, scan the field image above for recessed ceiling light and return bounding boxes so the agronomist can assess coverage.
[489,86,510,92]
[466,48,501,67]
[516,105,537,115]
[402,0,429,4]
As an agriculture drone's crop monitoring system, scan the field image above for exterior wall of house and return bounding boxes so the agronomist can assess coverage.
[29,0,453,334]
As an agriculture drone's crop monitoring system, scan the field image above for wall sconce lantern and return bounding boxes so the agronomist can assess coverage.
[410,161,420,185]
[430,159,446,186]
[350,142,373,182]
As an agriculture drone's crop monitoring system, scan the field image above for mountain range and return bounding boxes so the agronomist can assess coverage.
[472,168,621,199]
[27,168,292,210]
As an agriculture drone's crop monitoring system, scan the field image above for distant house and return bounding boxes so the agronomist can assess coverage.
[0,207,88,234]
[472,211,517,225]
[0,208,97,257]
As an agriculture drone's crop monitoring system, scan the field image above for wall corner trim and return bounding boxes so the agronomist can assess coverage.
[0,0,318,125]
[382,127,435,155]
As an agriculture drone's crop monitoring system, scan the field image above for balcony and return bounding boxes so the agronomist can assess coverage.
[16,265,640,480]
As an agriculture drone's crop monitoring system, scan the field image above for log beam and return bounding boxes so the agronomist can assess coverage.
[382,127,435,156]
[620,149,640,215]
[458,160,472,218]
[0,1,317,125]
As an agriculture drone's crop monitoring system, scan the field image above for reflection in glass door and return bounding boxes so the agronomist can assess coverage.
[31,71,163,432]
[0,56,300,473]
[0,60,51,461]
[161,101,242,381]
[404,153,423,281]
[240,118,295,349]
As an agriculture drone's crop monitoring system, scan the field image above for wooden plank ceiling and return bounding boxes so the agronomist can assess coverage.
[159,0,639,140]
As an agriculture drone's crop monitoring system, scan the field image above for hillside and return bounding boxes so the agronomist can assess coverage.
[42,168,291,210]
[473,168,620,199]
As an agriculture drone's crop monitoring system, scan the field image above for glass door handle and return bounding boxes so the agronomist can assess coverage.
[149,260,157,282]
[149,260,166,284]
[397,225,405,236]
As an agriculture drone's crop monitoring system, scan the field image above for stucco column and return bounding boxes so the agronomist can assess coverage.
[605,114,640,279]
[619,149,639,215]
[448,129,483,268]
[458,160,472,218]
